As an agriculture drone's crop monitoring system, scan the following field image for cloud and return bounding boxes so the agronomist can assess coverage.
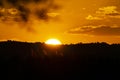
[86,6,120,20]
[96,6,119,15]
[0,0,58,21]
[76,6,120,36]
[0,0,60,31]
[86,15,102,20]
[67,25,120,36]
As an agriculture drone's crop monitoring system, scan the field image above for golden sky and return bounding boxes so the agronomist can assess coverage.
[0,0,120,44]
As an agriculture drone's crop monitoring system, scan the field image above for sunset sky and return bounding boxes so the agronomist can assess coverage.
[0,0,120,44]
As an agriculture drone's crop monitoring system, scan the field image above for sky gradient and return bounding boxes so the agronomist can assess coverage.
[0,0,120,44]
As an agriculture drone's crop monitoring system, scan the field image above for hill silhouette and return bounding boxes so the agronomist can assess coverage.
[0,40,120,79]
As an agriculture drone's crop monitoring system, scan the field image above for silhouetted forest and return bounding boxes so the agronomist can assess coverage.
[0,40,120,79]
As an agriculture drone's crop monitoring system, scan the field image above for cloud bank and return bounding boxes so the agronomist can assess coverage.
[68,25,120,36]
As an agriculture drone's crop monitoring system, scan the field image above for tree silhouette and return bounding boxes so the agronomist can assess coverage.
[0,41,120,79]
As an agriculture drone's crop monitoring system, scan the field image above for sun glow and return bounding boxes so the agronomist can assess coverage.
[45,39,62,45]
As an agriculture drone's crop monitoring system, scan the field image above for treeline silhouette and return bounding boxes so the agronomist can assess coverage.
[0,40,120,79]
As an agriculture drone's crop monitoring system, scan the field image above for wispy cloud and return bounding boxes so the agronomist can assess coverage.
[86,15,102,20]
[96,6,119,16]
[86,6,120,20]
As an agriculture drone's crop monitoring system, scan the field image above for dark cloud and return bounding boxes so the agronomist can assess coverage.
[68,26,120,36]
[0,1,3,7]
[5,0,52,6]
[0,0,59,32]
[17,5,30,22]
[0,0,60,31]
[35,8,49,21]
[107,13,120,16]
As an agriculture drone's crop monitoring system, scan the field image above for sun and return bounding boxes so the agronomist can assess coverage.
[45,38,62,45]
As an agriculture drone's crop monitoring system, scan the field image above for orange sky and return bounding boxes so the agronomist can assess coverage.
[0,0,120,44]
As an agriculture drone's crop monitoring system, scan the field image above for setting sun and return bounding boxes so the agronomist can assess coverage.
[45,39,62,45]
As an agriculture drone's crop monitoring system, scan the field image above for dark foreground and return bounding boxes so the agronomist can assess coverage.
[0,41,120,80]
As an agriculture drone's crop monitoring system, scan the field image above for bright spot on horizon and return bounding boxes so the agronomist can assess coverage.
[45,38,62,45]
